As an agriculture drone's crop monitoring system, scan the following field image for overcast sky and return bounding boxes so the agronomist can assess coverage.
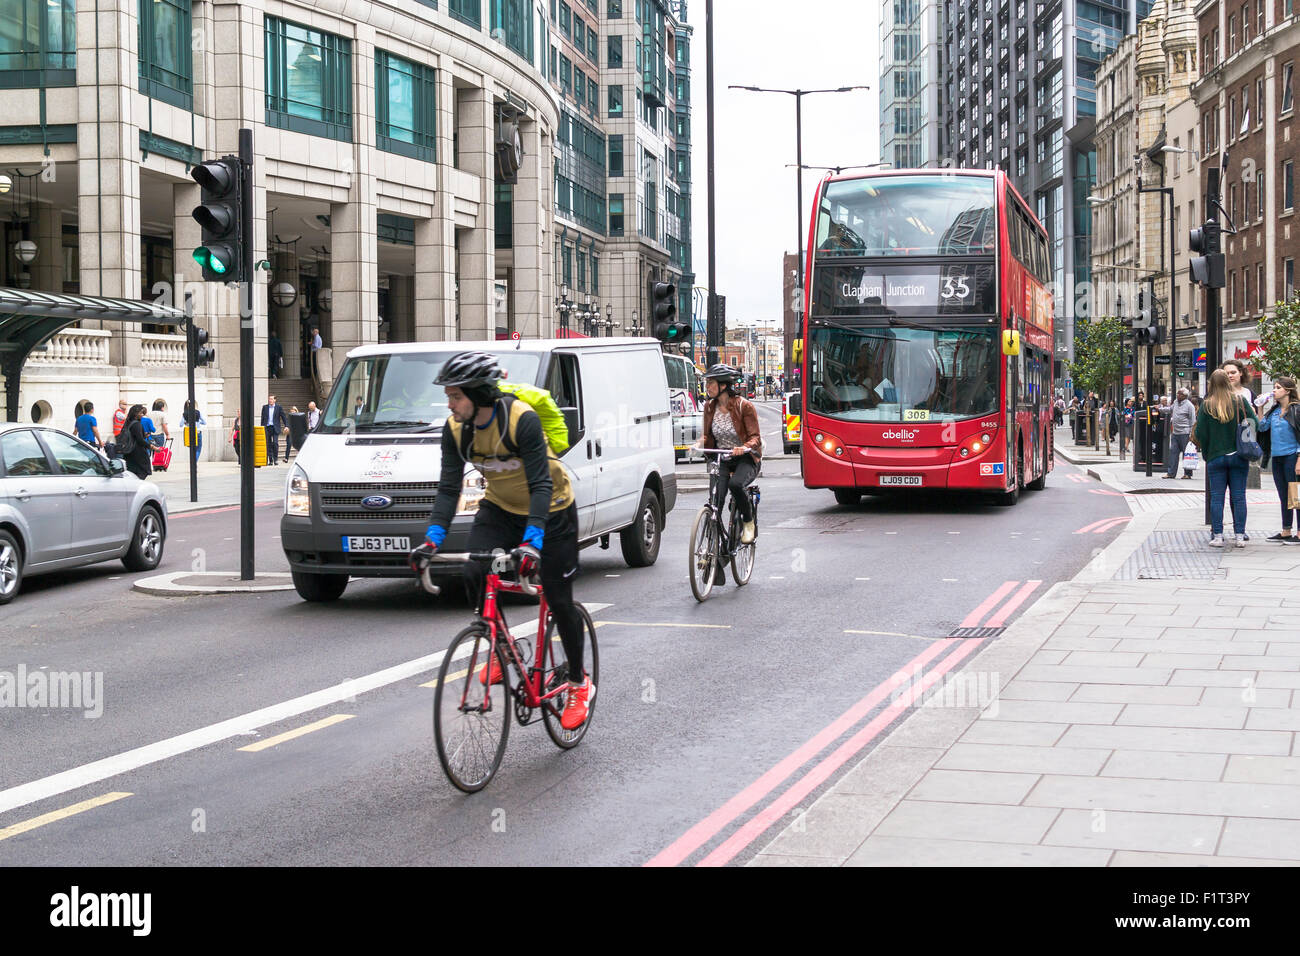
[689,1,881,328]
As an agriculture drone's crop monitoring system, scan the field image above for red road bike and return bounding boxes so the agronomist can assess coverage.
[419,550,598,792]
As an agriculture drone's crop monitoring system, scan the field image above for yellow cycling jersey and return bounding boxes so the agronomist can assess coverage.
[447,398,573,516]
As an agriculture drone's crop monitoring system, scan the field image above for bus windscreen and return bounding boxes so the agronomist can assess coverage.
[806,326,999,423]
[814,176,997,258]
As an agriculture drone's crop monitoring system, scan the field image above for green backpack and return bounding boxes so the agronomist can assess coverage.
[498,381,571,455]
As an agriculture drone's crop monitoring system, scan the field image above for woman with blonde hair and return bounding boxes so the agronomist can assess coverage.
[1257,376,1300,542]
[1192,368,1260,547]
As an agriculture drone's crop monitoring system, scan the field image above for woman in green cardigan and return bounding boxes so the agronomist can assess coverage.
[1192,368,1260,548]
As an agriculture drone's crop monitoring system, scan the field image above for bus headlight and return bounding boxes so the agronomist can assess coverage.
[286,465,310,516]
[456,471,487,515]
[813,429,845,459]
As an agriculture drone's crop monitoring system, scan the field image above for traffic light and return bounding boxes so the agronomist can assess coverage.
[1188,219,1225,289]
[651,279,688,342]
[190,157,244,282]
[190,324,215,367]
[1132,289,1153,330]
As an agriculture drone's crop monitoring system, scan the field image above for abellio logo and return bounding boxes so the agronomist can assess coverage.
[881,429,919,441]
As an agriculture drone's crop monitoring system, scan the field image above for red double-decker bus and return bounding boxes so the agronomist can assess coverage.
[798,169,1054,505]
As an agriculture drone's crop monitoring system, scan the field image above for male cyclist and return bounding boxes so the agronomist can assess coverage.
[694,363,763,585]
[410,351,592,730]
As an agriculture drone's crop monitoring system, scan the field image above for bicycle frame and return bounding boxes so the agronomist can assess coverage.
[701,449,749,560]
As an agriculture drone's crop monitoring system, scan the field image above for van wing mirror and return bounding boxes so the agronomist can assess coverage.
[561,407,583,449]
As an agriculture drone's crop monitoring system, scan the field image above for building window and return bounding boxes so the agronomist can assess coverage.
[608,34,623,68]
[562,244,573,286]
[1285,160,1295,211]
[376,51,436,162]
[1283,63,1295,113]
[450,0,482,28]
[1259,262,1266,309]
[491,0,535,64]
[1,0,76,87]
[574,66,586,106]
[265,16,353,142]
[1286,257,1295,301]
[560,54,571,95]
[608,83,622,116]
[591,255,599,294]
[587,25,598,62]
[138,0,193,109]
[559,1,571,35]
[1257,77,1265,127]
[609,0,623,16]
[588,76,598,110]
[609,194,624,235]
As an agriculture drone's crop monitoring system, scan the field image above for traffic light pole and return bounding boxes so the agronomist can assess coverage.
[1145,276,1155,477]
[184,292,198,504]
[704,0,718,366]
[239,128,255,581]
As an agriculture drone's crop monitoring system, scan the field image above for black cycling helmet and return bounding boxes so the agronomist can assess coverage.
[434,351,502,388]
[704,363,741,384]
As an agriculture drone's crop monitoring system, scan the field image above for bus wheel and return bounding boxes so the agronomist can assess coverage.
[834,489,861,506]
[1027,439,1047,491]
[998,447,1023,506]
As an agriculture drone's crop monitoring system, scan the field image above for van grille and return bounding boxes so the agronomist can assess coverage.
[318,481,437,523]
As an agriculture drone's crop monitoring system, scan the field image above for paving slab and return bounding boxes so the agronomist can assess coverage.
[1100,750,1228,782]
[937,743,1110,776]
[1223,755,1300,786]
[1070,685,1204,705]
[843,835,1111,867]
[1217,818,1300,860]
[1116,703,1249,730]
[1024,774,1300,819]
[908,769,1041,805]
[1058,724,1293,756]
[1042,808,1223,855]
[871,800,1061,844]
[1109,850,1295,866]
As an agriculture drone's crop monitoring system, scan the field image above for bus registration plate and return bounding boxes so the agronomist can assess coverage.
[342,535,411,552]
[879,475,923,486]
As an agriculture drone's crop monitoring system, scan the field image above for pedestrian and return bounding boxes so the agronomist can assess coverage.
[75,401,103,449]
[306,400,320,431]
[112,399,128,440]
[1104,399,1119,441]
[260,393,288,465]
[145,398,170,448]
[269,329,283,379]
[1192,368,1260,548]
[1161,389,1196,479]
[1257,376,1300,542]
[183,400,205,461]
[1222,358,1256,405]
[310,326,323,379]
[231,409,241,463]
[119,404,153,480]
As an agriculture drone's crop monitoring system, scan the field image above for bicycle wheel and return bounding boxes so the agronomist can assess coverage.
[688,505,719,602]
[542,603,601,749]
[730,499,756,586]
[433,623,511,793]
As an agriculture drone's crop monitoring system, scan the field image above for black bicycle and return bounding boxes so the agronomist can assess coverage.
[689,448,760,602]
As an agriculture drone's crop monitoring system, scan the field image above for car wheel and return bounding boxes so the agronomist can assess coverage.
[292,569,349,602]
[0,530,23,605]
[620,487,663,568]
[122,506,166,571]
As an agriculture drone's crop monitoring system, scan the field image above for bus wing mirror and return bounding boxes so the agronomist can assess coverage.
[1001,330,1021,356]
[792,339,804,364]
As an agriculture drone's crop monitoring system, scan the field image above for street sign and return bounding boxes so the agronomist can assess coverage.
[1155,355,1172,365]
[1193,347,1207,369]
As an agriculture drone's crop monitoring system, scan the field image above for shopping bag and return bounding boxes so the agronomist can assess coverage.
[1182,446,1199,474]
[1289,481,1300,511]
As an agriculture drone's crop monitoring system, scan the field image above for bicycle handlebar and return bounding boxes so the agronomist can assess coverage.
[417,549,540,597]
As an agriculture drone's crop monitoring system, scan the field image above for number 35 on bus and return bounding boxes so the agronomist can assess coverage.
[794,169,1054,506]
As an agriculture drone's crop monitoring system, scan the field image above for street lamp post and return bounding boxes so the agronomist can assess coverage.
[556,286,572,335]
[729,83,871,351]
[606,304,614,336]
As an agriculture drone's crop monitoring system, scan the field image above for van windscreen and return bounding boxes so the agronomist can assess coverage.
[319,351,542,433]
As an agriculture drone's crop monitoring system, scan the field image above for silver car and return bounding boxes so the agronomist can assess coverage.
[0,422,168,604]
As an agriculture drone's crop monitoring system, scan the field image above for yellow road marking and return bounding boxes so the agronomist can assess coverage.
[844,629,933,641]
[0,791,132,842]
[238,714,355,752]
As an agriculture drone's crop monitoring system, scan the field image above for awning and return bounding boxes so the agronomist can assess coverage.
[0,287,188,422]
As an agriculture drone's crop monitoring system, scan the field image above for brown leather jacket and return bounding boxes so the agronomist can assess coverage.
[702,396,762,460]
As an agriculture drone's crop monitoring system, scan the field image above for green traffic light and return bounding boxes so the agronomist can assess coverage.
[192,246,229,274]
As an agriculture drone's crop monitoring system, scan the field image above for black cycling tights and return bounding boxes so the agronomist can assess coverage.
[713,455,758,523]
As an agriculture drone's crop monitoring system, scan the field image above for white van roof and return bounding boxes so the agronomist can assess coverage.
[345,337,662,360]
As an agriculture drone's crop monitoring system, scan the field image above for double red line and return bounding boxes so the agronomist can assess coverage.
[645,579,1042,868]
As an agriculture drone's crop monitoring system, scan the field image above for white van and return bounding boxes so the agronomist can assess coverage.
[281,338,678,601]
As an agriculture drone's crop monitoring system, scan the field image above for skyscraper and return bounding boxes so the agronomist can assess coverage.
[880,0,942,168]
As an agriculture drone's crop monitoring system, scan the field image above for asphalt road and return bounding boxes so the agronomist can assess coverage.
[0,401,1133,865]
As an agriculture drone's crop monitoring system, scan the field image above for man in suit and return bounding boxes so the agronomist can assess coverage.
[261,394,289,465]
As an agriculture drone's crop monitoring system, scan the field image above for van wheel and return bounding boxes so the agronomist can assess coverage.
[620,488,663,567]
[292,570,349,602]
[0,530,23,605]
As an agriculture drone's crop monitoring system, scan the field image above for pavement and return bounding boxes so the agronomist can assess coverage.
[750,433,1300,867]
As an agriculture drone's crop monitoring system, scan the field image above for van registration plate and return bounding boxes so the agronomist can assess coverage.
[342,536,411,552]
[879,475,923,486]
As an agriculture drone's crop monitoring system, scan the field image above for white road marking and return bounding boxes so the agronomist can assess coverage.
[943,578,958,582]
[0,603,611,817]
[947,531,960,535]
[855,577,871,581]
[769,575,785,579]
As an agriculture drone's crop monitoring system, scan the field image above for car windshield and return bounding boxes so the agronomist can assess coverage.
[814,175,997,258]
[807,326,999,423]
[319,351,542,433]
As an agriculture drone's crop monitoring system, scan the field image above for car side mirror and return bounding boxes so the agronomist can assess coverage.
[108,457,126,476]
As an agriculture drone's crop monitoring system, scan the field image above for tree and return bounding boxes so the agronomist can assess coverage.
[1253,300,1300,380]
[1067,316,1128,452]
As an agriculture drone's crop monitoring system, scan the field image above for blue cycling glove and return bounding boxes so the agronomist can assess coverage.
[522,524,544,550]
[425,524,447,547]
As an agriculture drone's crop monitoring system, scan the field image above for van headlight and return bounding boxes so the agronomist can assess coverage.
[456,471,486,516]
[287,465,311,516]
